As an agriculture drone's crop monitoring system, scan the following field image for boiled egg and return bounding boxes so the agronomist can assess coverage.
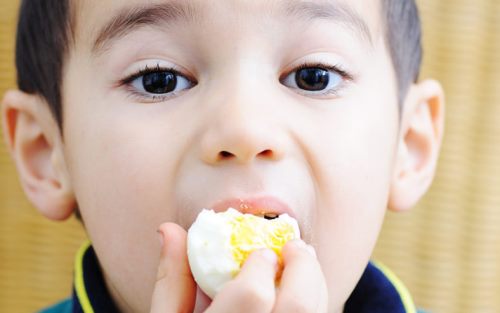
[187,208,300,299]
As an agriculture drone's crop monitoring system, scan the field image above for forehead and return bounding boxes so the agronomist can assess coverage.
[72,0,384,52]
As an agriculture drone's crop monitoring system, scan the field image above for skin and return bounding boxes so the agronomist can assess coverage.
[2,0,445,312]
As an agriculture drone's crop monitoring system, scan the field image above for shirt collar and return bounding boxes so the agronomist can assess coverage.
[72,241,416,313]
[344,261,417,313]
[72,241,120,313]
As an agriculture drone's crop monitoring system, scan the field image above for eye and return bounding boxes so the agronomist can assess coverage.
[281,63,350,96]
[132,70,193,95]
[121,64,196,101]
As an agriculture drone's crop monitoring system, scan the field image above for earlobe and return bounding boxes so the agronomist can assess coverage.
[388,80,445,212]
[1,90,75,220]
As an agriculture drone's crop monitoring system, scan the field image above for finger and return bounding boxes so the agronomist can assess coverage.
[193,287,212,313]
[206,249,279,313]
[150,223,197,313]
[273,240,328,313]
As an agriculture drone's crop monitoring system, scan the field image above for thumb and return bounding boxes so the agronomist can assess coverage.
[150,223,196,313]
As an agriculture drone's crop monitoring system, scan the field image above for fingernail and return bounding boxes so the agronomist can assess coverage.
[157,229,164,247]
[259,249,278,264]
[289,239,306,248]
[288,240,316,257]
[306,245,317,258]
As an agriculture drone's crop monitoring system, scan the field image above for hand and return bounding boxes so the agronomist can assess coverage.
[150,223,197,313]
[150,223,328,313]
[207,239,328,313]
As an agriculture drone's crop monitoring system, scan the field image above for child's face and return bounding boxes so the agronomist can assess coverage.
[64,0,398,311]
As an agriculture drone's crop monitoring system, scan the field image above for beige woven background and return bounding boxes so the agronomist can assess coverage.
[1,0,499,312]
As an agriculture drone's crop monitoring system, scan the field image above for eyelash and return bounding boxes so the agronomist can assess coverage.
[119,63,196,102]
[118,61,354,101]
[291,62,353,80]
[281,61,354,96]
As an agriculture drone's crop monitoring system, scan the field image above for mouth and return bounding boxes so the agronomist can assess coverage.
[210,196,296,220]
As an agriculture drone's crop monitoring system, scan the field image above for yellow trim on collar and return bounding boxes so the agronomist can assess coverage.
[372,261,417,313]
[75,240,95,313]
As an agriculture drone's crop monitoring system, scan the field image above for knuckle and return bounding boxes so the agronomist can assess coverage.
[283,243,310,262]
[153,272,169,293]
[155,267,167,283]
[155,267,191,287]
[278,294,314,313]
[232,280,274,307]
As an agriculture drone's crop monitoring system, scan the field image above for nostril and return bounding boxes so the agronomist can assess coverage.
[258,149,273,158]
[216,149,276,162]
[219,151,234,159]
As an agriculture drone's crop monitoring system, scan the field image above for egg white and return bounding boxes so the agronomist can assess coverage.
[187,208,300,299]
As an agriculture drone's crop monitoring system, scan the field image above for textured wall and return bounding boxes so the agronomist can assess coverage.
[1,1,499,312]
[374,1,500,312]
[0,1,88,312]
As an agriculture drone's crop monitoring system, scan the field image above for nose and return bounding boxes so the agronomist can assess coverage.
[199,86,286,165]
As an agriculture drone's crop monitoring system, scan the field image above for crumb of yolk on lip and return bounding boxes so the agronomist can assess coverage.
[229,214,296,277]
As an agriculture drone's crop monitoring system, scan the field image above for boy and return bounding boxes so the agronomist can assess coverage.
[1,0,444,312]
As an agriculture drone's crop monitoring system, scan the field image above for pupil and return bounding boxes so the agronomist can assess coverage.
[296,68,329,91]
[143,72,176,94]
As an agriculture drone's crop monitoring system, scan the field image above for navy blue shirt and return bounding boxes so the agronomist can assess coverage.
[40,241,421,313]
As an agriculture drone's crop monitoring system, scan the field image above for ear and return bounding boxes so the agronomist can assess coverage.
[388,79,445,212]
[1,90,75,220]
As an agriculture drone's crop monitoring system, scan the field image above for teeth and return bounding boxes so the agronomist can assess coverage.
[263,213,279,220]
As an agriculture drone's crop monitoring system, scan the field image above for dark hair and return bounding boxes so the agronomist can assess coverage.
[16,0,72,129]
[382,0,422,104]
[15,0,422,129]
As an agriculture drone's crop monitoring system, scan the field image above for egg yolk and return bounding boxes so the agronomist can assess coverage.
[229,214,296,275]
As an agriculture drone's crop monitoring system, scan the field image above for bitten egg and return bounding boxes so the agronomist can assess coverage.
[187,208,300,299]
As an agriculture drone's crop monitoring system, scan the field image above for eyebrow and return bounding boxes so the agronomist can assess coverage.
[284,1,373,45]
[92,2,199,54]
[91,0,372,55]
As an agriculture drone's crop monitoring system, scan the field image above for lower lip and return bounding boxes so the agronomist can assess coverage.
[210,196,295,218]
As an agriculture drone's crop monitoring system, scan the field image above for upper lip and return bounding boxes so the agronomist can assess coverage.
[210,196,296,218]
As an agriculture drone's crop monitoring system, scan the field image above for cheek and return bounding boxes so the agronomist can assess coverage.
[62,96,195,311]
[310,98,397,248]
[62,67,196,233]
[65,117,174,229]
[307,74,399,307]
